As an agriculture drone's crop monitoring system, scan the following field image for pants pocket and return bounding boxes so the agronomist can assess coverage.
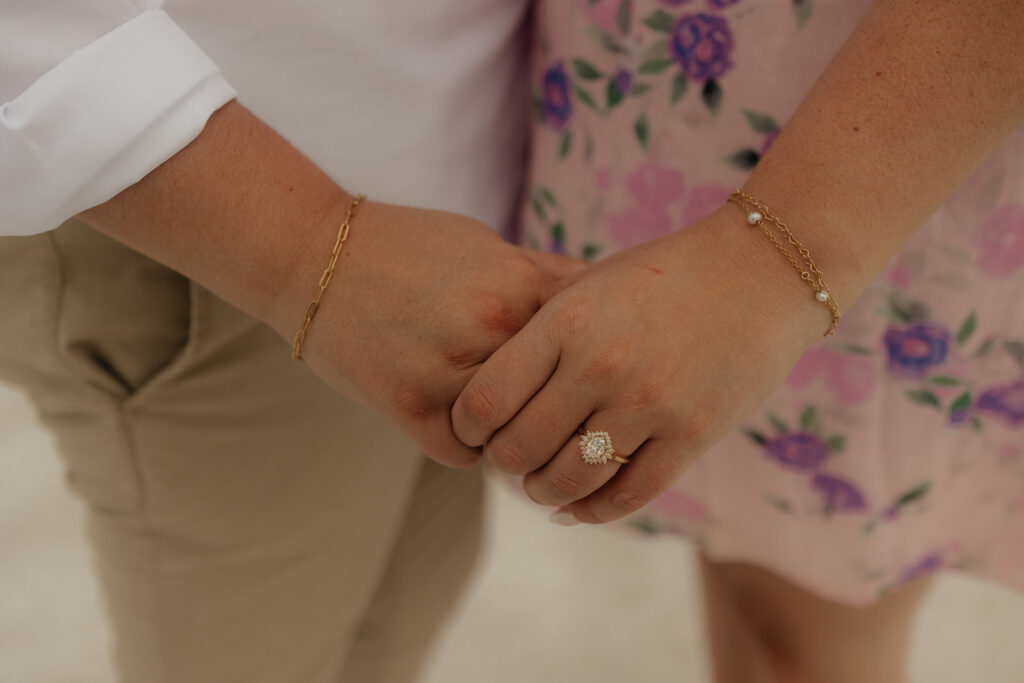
[50,219,199,403]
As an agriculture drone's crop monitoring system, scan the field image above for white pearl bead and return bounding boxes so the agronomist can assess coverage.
[816,290,829,302]
[747,211,762,225]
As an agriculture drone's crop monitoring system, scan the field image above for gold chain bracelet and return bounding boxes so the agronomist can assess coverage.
[291,193,366,361]
[726,189,841,336]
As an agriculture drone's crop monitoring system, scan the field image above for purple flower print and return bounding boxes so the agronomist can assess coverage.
[624,161,685,207]
[948,407,971,427]
[542,63,572,129]
[811,473,868,513]
[765,432,829,471]
[670,13,735,82]
[976,377,1024,427]
[614,69,633,95]
[661,0,693,6]
[883,323,950,378]
[899,552,944,584]
[707,0,740,8]
[975,204,1024,278]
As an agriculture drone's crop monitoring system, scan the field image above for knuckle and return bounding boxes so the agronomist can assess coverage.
[583,342,629,378]
[487,439,530,474]
[552,299,594,336]
[548,470,589,500]
[609,487,650,516]
[473,293,524,336]
[677,407,715,450]
[622,377,668,410]
[389,385,435,420]
[460,383,502,427]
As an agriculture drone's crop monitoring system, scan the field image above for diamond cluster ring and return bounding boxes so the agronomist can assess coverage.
[578,429,629,465]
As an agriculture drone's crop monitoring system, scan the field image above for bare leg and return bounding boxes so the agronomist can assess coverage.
[698,553,932,683]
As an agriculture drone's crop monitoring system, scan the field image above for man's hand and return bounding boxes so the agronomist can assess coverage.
[80,101,583,468]
[271,198,583,467]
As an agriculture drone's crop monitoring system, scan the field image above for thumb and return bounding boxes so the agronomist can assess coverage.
[524,246,589,282]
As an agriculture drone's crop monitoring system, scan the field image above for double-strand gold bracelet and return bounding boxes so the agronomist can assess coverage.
[291,193,366,361]
[727,189,841,336]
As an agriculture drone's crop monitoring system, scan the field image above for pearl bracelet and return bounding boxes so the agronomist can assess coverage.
[727,190,841,336]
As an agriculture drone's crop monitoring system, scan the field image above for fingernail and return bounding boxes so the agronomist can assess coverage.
[549,509,580,526]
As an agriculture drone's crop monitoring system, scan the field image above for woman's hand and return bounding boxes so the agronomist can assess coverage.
[451,206,829,523]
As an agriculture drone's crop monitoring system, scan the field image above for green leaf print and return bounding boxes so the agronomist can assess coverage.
[642,9,674,33]
[825,435,846,453]
[887,290,930,323]
[905,389,942,408]
[895,481,932,509]
[638,57,674,75]
[955,311,977,346]
[558,130,573,159]
[949,391,972,414]
[530,92,546,123]
[530,197,546,221]
[701,79,723,116]
[743,428,768,446]
[606,78,625,109]
[573,86,602,114]
[631,82,653,96]
[834,342,874,355]
[617,0,633,34]
[741,109,781,134]
[763,493,794,514]
[973,337,996,358]
[634,112,650,151]
[537,186,558,208]
[551,222,565,244]
[586,26,627,54]
[928,375,964,386]
[670,71,689,105]
[581,244,602,262]
[1004,340,1024,368]
[792,0,814,30]
[723,149,760,171]
[798,405,818,431]
[572,58,603,81]
[766,413,789,433]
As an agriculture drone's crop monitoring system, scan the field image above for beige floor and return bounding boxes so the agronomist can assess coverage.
[1,383,1023,683]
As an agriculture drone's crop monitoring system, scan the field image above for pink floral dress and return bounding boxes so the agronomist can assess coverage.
[521,0,1024,605]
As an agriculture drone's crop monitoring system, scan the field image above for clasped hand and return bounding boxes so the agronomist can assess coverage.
[296,199,820,525]
[451,206,822,525]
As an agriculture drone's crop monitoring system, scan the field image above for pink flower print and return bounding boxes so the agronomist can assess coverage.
[607,205,674,249]
[975,204,1024,278]
[885,261,913,289]
[594,167,613,191]
[785,346,877,407]
[652,489,707,521]
[682,183,731,226]
[624,161,685,208]
[578,0,625,32]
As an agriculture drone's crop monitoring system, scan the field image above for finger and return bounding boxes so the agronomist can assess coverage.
[522,248,588,303]
[521,410,649,507]
[451,315,559,447]
[481,370,598,475]
[559,437,693,524]
[523,248,588,281]
[412,408,485,469]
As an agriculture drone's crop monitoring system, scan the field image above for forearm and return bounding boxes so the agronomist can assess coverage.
[737,0,1024,311]
[79,100,351,338]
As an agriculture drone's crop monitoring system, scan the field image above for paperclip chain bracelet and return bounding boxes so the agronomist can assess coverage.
[726,189,841,336]
[291,193,366,361]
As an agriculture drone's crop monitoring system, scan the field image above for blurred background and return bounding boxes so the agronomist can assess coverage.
[2,381,1024,683]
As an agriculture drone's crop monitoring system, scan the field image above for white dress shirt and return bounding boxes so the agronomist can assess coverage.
[0,0,530,237]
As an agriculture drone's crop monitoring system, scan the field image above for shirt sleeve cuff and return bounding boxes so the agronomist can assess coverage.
[0,10,238,236]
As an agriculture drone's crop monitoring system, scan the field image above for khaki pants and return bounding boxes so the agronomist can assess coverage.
[0,219,484,682]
